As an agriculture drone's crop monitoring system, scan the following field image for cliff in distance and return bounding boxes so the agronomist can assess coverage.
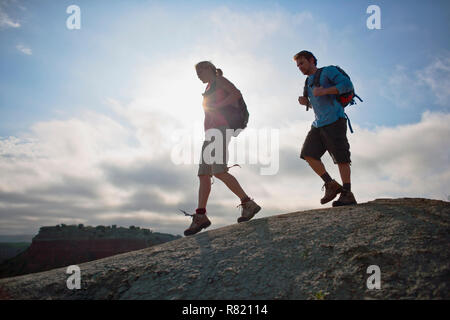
[0,198,448,300]
[0,224,181,279]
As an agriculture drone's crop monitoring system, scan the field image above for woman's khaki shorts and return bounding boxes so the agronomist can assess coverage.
[198,126,232,176]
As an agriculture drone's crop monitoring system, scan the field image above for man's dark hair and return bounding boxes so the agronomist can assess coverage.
[293,50,317,66]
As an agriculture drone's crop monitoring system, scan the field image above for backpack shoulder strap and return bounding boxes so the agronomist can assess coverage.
[203,80,217,96]
[303,77,312,111]
[313,67,323,87]
[303,78,309,98]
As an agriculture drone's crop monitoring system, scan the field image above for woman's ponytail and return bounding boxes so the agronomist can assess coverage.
[195,61,223,77]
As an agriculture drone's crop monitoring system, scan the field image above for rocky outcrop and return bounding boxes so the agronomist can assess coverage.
[0,225,181,279]
[0,198,448,300]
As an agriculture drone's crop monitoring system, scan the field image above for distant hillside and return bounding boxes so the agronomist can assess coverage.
[0,224,181,279]
[0,198,448,300]
[0,243,30,264]
[0,235,34,243]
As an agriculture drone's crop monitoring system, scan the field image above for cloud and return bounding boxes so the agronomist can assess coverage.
[0,5,20,29]
[101,158,194,193]
[382,65,426,109]
[1,5,449,238]
[349,111,450,199]
[0,108,227,236]
[1,111,448,238]
[417,54,450,107]
[206,6,286,52]
[16,44,31,55]
[382,53,450,111]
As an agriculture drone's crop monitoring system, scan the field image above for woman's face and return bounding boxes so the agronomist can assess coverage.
[196,67,215,83]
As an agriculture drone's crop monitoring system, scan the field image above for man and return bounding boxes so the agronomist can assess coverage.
[294,50,357,206]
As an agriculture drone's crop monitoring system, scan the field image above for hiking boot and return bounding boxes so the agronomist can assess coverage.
[320,180,343,204]
[332,190,357,207]
[184,213,211,236]
[237,199,261,223]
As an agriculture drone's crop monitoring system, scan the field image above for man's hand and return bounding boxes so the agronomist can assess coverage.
[298,96,309,106]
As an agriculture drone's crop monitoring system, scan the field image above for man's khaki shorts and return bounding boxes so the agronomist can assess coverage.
[300,117,351,164]
[198,126,232,176]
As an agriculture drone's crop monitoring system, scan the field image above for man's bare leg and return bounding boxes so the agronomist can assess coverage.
[333,162,356,206]
[304,156,327,177]
[304,156,342,204]
[337,162,351,185]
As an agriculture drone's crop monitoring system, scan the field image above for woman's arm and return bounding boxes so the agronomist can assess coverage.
[211,76,242,108]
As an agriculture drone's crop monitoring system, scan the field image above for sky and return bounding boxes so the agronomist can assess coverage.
[0,0,449,237]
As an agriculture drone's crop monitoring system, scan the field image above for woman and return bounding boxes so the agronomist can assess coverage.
[184,61,261,236]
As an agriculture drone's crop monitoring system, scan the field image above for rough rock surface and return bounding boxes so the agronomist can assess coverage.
[0,198,448,300]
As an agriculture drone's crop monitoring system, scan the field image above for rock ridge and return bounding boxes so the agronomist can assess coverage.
[0,198,448,300]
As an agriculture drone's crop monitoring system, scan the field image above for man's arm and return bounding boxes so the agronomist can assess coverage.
[313,86,339,97]
[313,66,353,97]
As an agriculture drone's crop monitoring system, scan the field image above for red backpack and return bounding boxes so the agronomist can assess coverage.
[302,66,363,133]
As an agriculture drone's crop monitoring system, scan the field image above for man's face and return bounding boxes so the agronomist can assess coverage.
[296,56,313,75]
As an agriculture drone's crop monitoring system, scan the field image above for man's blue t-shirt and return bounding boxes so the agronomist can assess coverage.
[305,66,354,128]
